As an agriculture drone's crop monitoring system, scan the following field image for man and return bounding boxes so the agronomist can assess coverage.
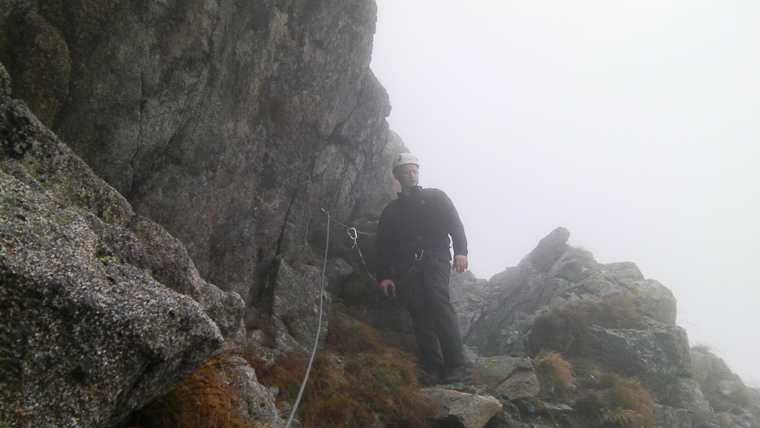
[376,152,470,384]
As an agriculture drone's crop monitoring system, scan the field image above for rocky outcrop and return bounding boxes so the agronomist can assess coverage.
[691,347,760,427]
[0,63,244,427]
[466,227,678,358]
[460,227,760,427]
[0,0,397,317]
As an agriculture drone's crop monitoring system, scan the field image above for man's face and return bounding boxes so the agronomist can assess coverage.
[394,164,419,189]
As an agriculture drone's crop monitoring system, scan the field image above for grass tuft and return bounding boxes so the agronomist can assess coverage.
[129,347,258,428]
[573,367,655,428]
[690,343,712,353]
[255,307,432,427]
[535,352,573,399]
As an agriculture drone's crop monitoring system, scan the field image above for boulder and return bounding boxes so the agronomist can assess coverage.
[0,62,243,428]
[419,387,502,428]
[324,257,354,297]
[471,356,540,400]
[580,323,710,412]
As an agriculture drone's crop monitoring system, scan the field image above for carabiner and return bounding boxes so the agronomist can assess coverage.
[347,227,359,249]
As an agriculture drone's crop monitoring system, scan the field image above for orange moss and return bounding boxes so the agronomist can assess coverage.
[129,348,258,428]
[574,370,655,428]
[536,352,573,398]
[257,308,433,427]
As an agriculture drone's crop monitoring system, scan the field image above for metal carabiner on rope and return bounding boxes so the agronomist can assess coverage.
[347,227,359,249]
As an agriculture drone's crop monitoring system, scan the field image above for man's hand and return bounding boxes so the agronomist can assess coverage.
[378,279,396,297]
[453,255,468,273]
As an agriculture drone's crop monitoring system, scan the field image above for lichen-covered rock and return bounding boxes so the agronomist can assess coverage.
[0,159,222,427]
[0,62,244,427]
[581,323,710,412]
[471,355,539,400]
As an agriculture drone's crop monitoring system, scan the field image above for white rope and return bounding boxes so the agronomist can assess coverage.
[284,209,331,428]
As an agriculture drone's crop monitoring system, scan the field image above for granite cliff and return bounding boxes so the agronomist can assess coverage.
[2,1,759,427]
[0,0,397,316]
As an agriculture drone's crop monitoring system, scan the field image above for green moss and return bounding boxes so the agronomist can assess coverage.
[99,205,116,224]
[529,295,645,357]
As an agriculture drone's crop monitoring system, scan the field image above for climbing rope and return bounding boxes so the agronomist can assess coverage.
[330,217,374,237]
[283,209,377,427]
[284,209,331,428]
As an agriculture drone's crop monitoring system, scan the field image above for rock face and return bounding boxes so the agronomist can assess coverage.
[270,259,332,357]
[0,63,244,427]
[449,270,489,339]
[0,0,396,317]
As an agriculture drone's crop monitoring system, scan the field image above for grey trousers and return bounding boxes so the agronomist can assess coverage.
[397,255,466,374]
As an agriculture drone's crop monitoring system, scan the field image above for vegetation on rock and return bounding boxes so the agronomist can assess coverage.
[258,306,431,427]
[129,348,258,428]
[529,294,644,357]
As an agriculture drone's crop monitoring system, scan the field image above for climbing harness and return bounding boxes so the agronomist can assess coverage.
[395,248,424,284]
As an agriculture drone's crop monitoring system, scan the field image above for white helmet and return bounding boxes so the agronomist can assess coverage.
[392,152,419,171]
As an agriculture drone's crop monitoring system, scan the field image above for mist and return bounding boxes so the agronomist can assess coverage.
[370,0,760,387]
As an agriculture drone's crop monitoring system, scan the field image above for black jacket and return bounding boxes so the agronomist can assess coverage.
[376,187,468,282]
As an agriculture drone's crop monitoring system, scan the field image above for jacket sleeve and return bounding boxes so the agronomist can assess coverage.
[438,190,468,257]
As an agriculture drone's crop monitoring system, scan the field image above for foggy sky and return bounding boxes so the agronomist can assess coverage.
[370,0,760,386]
